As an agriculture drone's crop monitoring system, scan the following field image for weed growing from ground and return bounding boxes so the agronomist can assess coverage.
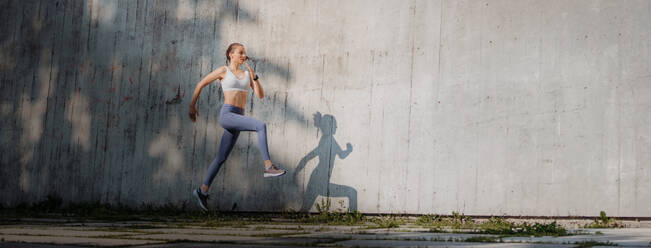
[480,217,517,234]
[583,211,623,228]
[372,215,403,229]
[517,221,567,236]
[0,194,603,239]
[290,198,366,225]
[417,211,476,230]
[416,214,442,225]
[573,240,616,247]
[418,213,569,237]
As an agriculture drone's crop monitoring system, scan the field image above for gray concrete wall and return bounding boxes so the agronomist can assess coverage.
[1,0,650,217]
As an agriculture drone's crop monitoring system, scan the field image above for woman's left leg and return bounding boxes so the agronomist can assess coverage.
[220,112,285,177]
[202,128,241,187]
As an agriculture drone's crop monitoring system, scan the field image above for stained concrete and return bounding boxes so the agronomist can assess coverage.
[502,228,651,247]
[0,228,136,237]
[3,220,651,247]
[0,0,650,217]
[0,234,163,246]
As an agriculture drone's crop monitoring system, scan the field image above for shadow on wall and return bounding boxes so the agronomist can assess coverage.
[294,111,356,212]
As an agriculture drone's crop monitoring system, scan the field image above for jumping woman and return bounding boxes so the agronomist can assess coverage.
[189,43,286,211]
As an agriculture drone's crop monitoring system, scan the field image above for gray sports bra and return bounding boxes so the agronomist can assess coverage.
[221,66,250,92]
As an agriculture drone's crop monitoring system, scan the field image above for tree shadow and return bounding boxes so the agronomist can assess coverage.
[294,111,356,212]
[0,0,295,207]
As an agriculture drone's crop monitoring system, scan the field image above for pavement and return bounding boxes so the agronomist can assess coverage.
[1,217,650,247]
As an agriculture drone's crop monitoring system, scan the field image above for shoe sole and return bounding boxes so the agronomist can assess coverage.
[264,171,286,178]
[193,190,208,212]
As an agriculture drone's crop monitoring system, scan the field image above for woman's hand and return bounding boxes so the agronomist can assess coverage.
[243,61,255,76]
[244,58,264,98]
[189,105,199,122]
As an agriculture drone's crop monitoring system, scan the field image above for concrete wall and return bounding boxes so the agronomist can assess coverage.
[1,0,650,217]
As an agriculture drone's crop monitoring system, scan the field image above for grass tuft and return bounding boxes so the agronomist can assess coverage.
[418,213,569,237]
[284,198,366,225]
[573,240,617,247]
[372,215,402,229]
[583,211,623,228]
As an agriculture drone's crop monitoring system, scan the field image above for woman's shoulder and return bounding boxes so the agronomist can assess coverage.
[216,65,228,75]
[206,66,228,82]
[211,65,227,72]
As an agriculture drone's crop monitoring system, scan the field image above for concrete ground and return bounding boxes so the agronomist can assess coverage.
[1,217,651,247]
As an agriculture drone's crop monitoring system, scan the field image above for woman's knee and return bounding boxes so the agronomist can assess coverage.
[256,122,267,132]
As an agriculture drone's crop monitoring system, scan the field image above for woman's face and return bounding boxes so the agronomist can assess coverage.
[230,46,247,64]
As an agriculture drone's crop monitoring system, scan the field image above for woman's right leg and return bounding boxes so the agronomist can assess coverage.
[202,128,240,188]
[220,113,271,162]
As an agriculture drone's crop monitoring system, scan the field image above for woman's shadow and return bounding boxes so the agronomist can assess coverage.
[294,112,356,212]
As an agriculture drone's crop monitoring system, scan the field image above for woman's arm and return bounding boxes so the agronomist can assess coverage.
[244,62,264,99]
[190,66,225,107]
[189,66,225,122]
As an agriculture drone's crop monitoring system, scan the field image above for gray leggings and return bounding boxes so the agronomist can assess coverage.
[202,104,270,186]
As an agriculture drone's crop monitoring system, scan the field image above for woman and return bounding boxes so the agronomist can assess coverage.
[189,43,286,211]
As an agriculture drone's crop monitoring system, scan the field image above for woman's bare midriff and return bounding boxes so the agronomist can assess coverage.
[223,90,248,110]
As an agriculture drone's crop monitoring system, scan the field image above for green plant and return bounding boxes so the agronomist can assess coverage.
[315,198,331,214]
[584,211,622,228]
[421,216,569,237]
[298,198,365,225]
[600,211,608,223]
[451,211,473,223]
[372,215,401,229]
[348,210,365,224]
[517,221,567,237]
[416,214,442,225]
[573,240,616,247]
[480,217,516,234]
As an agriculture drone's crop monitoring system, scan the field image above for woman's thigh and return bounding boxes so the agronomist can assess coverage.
[219,112,264,132]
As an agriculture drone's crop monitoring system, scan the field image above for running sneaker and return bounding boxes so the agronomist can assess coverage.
[264,164,286,178]
[193,189,209,211]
